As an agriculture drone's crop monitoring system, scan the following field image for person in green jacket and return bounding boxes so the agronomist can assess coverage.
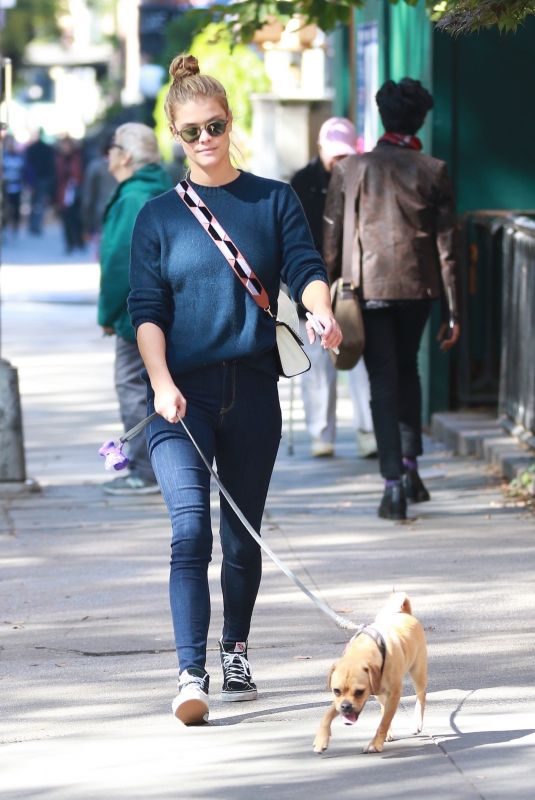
[98,122,172,495]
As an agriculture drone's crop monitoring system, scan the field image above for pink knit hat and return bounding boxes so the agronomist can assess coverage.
[318,117,358,159]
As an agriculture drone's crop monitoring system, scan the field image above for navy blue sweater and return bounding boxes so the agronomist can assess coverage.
[128,171,328,377]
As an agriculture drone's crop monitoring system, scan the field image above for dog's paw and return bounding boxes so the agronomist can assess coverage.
[362,740,384,754]
[313,735,330,753]
[385,730,394,742]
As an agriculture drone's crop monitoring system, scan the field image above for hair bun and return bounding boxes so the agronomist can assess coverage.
[169,54,199,83]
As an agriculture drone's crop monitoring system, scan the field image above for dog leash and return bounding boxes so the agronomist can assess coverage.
[119,412,159,443]
[102,413,358,632]
[178,417,358,631]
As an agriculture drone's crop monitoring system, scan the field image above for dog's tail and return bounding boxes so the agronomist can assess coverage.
[385,591,412,615]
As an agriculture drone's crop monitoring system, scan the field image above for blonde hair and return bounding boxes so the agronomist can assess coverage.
[164,54,229,129]
[114,123,161,170]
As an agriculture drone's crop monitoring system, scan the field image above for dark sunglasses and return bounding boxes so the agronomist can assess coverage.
[175,118,228,144]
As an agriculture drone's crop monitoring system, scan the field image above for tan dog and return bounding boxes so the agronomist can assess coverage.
[313,593,427,754]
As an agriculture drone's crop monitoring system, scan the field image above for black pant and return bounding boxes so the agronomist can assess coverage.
[61,199,84,252]
[362,301,431,480]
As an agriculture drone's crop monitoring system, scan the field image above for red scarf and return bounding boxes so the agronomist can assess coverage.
[378,132,422,151]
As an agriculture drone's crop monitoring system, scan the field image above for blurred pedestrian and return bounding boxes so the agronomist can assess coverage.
[290,117,377,459]
[165,141,187,185]
[2,133,24,236]
[81,131,117,256]
[23,128,56,235]
[127,54,341,725]
[55,135,85,253]
[99,122,171,496]
[324,78,460,520]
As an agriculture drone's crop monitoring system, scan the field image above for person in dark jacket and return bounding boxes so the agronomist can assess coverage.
[23,128,56,235]
[291,118,376,459]
[324,78,460,520]
[55,135,85,252]
[2,134,24,236]
[81,131,117,254]
[99,122,171,495]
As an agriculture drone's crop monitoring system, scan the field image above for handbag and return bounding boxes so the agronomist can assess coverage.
[329,157,365,371]
[176,180,311,378]
[274,291,311,377]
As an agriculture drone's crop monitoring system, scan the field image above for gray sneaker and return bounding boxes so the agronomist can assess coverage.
[102,475,160,496]
[356,430,377,458]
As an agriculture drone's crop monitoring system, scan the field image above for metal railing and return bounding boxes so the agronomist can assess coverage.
[457,211,514,406]
[499,217,535,439]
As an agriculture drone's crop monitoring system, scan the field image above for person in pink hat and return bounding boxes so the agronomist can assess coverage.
[291,117,377,459]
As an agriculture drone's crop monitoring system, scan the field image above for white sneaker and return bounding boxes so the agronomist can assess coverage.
[172,668,209,725]
[356,430,377,458]
[311,440,335,458]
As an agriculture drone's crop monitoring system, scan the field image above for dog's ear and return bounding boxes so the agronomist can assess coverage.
[367,664,382,696]
[327,661,337,690]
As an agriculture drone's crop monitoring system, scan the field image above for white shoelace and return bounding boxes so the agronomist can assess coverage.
[222,652,252,684]
[179,671,207,692]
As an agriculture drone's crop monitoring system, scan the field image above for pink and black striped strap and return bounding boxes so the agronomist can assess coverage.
[176,179,272,315]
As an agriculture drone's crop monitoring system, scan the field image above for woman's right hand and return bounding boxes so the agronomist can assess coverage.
[153,382,187,424]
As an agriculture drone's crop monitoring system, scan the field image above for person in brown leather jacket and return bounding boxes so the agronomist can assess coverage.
[323,78,460,520]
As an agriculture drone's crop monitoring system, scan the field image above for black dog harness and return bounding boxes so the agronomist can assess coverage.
[350,625,387,675]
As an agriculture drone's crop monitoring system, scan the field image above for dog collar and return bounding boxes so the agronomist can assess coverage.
[350,625,387,675]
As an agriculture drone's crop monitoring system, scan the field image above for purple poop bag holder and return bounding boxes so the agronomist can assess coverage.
[98,412,158,471]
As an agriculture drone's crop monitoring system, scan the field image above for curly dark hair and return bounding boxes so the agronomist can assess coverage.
[375,78,434,135]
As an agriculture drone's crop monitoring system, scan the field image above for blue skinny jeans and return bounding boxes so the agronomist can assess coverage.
[146,361,282,675]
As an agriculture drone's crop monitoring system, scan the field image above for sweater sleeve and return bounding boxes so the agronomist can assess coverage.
[128,202,174,334]
[278,184,328,305]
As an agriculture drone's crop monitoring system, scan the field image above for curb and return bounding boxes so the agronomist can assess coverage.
[431,410,534,481]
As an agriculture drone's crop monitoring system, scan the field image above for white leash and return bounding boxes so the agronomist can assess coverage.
[178,418,357,632]
[116,413,357,631]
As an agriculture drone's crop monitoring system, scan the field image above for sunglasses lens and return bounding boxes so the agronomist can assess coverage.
[180,126,201,143]
[207,120,227,136]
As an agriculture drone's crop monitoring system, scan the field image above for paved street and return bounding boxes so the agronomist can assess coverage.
[1,226,534,799]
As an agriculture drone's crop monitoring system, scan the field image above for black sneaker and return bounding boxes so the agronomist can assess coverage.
[219,640,258,702]
[378,482,407,520]
[172,668,209,725]
[402,469,431,503]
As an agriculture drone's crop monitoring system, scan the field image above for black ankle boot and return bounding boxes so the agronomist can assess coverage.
[378,482,407,520]
[402,469,430,503]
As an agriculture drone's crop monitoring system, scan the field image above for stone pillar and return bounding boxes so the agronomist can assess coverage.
[250,94,333,181]
[0,359,26,482]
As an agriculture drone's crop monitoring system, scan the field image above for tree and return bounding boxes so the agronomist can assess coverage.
[431,1,535,34]
[189,0,535,43]
[0,0,68,74]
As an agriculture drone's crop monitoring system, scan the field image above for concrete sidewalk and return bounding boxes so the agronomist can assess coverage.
[1,237,534,799]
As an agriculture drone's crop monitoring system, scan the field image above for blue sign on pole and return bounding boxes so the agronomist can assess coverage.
[356,22,379,153]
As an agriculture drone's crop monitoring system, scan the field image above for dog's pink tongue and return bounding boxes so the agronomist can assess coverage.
[342,712,358,726]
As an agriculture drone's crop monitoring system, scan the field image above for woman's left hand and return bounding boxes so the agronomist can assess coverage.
[306,312,343,351]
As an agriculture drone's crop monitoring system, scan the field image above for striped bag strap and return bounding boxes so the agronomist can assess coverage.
[176,179,273,316]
